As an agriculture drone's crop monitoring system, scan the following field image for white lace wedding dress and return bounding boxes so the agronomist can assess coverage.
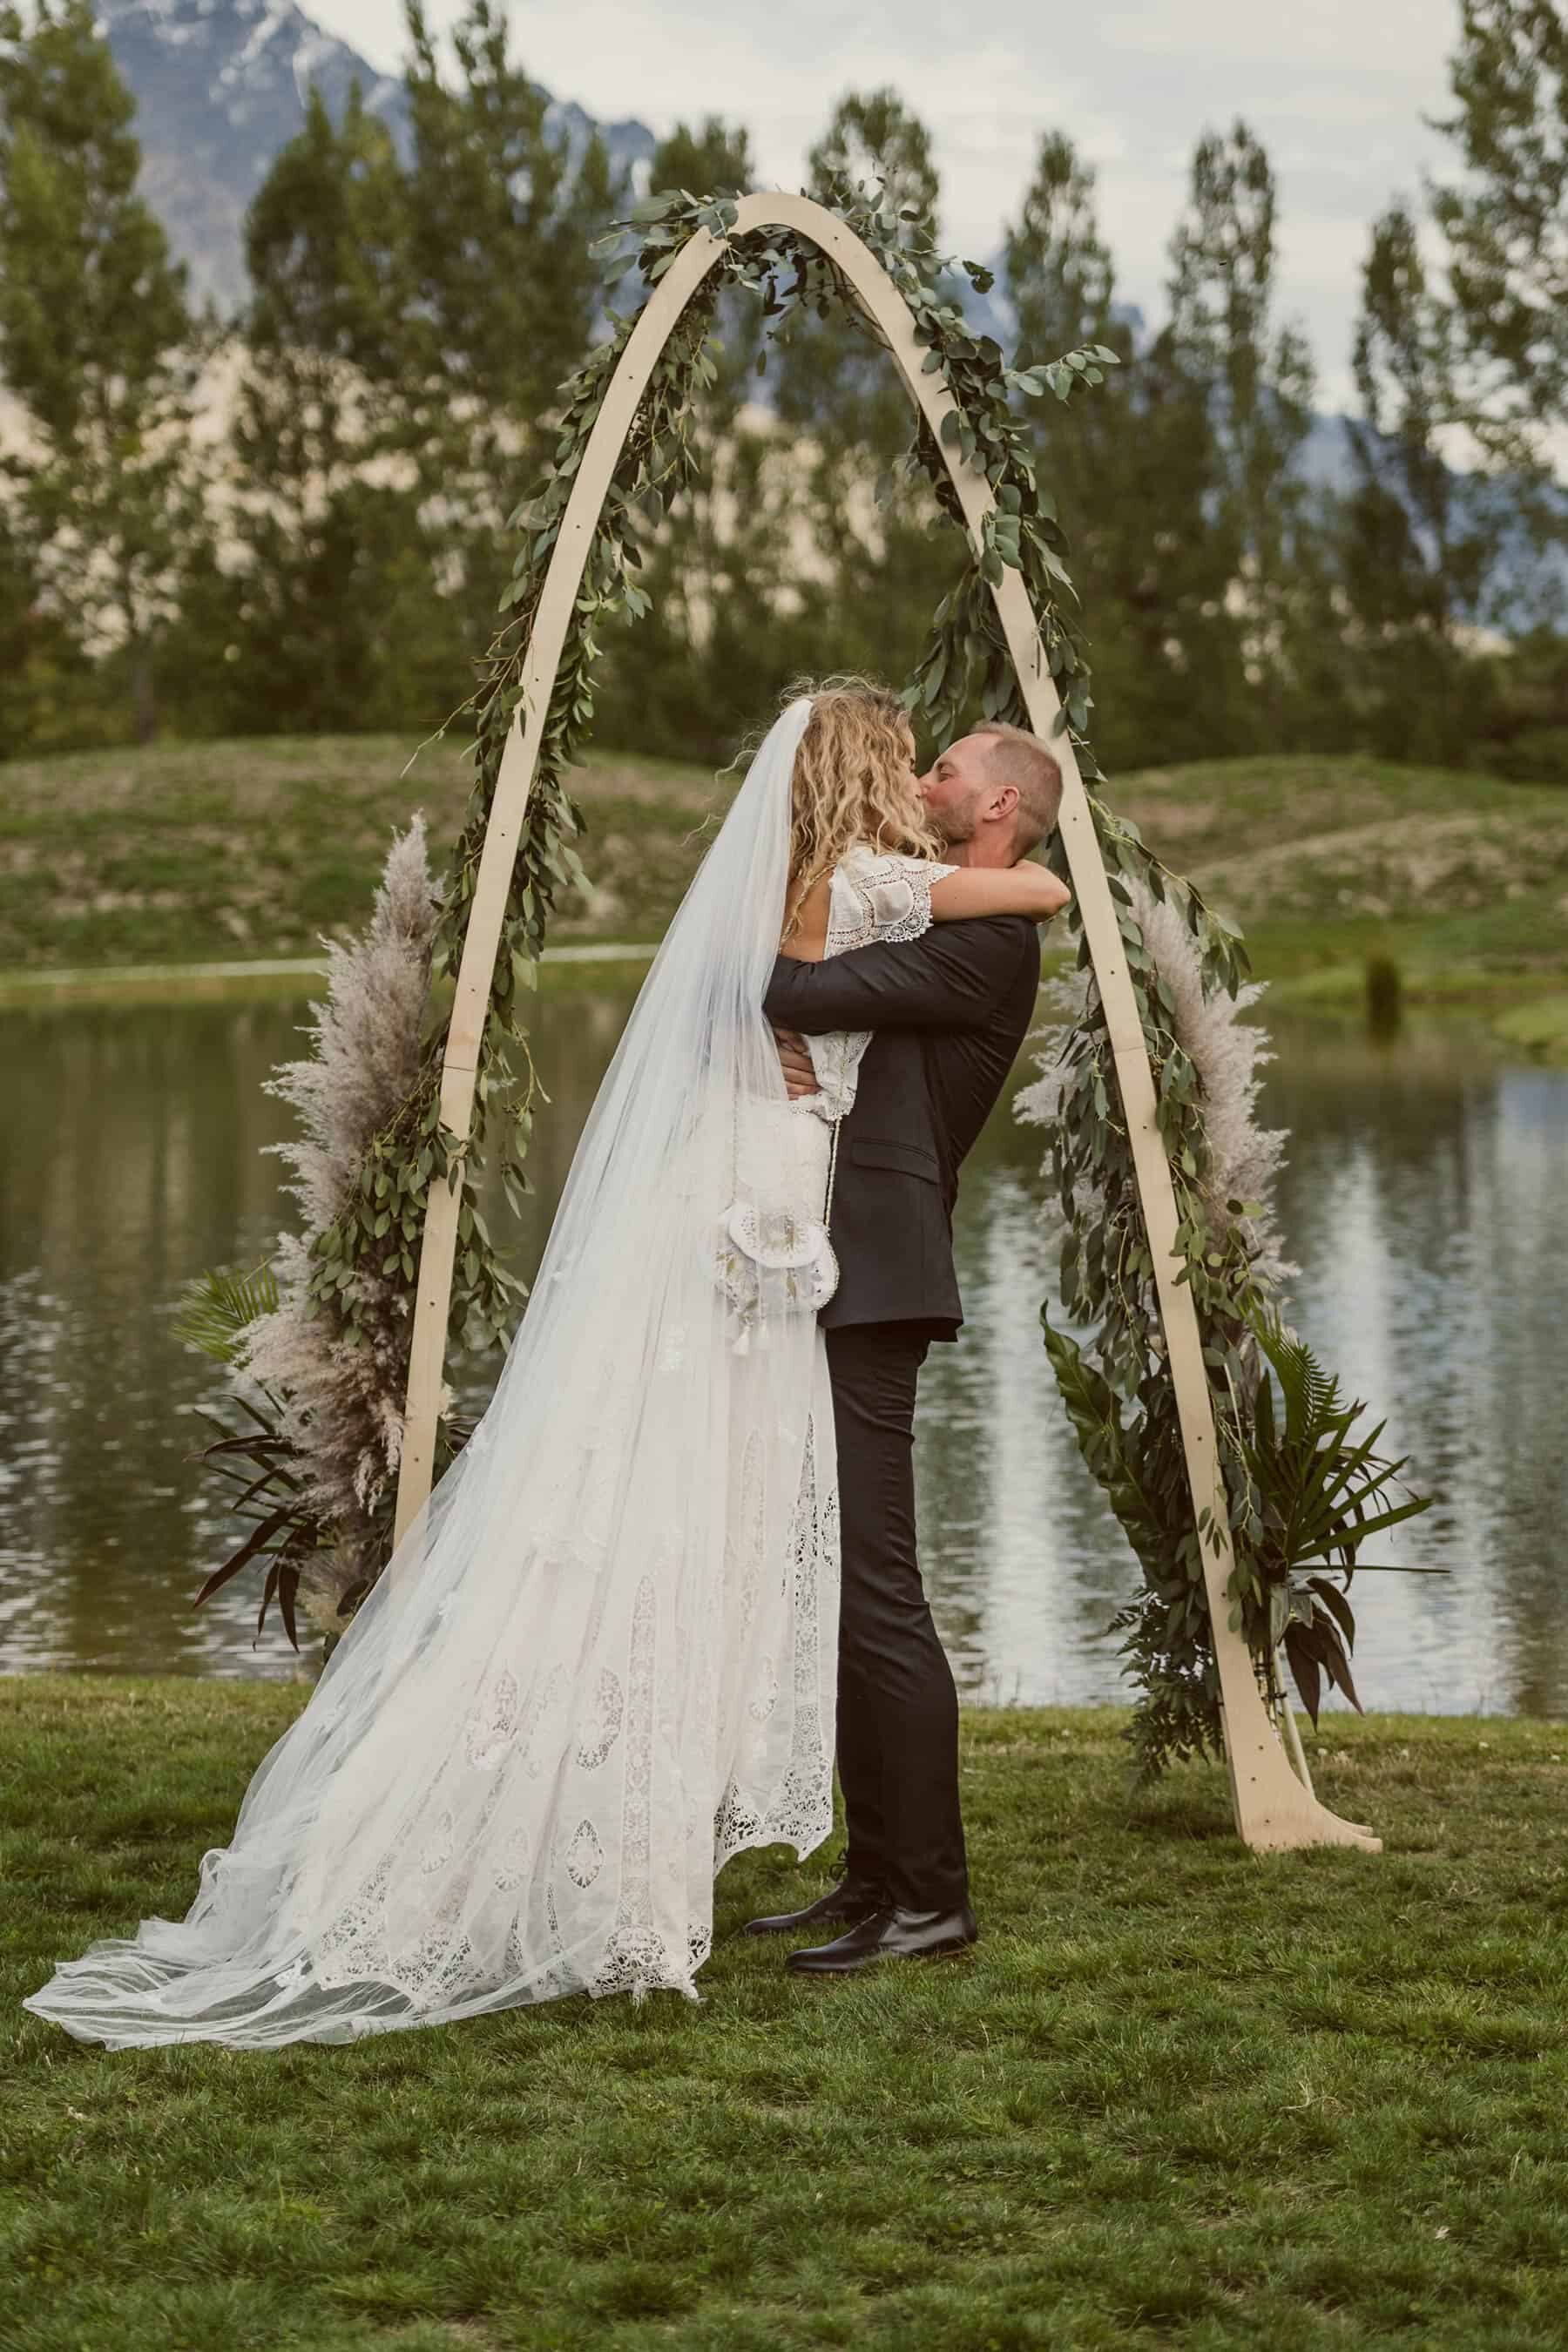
[24,706,954,2049]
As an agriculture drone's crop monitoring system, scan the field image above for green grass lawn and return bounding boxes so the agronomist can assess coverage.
[2,738,1565,1037]
[4,1678,1567,2349]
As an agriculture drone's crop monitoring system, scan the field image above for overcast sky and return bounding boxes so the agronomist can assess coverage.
[305,0,1465,413]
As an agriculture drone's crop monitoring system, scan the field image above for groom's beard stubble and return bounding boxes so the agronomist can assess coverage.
[929,800,977,848]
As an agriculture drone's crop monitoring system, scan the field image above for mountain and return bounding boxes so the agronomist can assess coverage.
[96,0,658,315]
[71,3,1568,624]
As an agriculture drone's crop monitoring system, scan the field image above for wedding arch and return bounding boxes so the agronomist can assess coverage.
[366,189,1382,1857]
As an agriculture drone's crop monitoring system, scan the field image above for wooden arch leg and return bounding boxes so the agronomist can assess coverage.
[390,193,1380,1857]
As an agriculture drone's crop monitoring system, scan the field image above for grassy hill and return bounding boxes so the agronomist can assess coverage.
[0,730,708,973]
[3,735,1565,1040]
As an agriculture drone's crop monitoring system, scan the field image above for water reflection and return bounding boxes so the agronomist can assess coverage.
[4,982,1566,1713]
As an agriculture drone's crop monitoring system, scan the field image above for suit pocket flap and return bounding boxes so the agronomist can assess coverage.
[848,1135,940,1183]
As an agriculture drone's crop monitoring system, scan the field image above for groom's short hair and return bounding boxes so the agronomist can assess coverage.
[971,723,1063,858]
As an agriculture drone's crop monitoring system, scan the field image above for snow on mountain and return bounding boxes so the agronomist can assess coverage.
[95,0,655,314]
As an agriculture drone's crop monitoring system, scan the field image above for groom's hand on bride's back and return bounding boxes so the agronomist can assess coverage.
[774,1027,821,1099]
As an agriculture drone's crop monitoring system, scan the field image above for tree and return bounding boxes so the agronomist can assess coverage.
[197,83,446,734]
[0,0,211,741]
[1166,123,1317,736]
[0,471,80,752]
[1428,0,1566,475]
[647,115,752,201]
[396,0,621,658]
[1341,201,1502,760]
[199,0,627,740]
[760,93,961,720]
[1004,131,1116,363]
[1003,132,1246,770]
[808,87,939,240]
[778,87,942,451]
[591,115,821,760]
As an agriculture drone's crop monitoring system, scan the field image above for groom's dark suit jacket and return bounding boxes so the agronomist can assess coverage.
[762,915,1042,1338]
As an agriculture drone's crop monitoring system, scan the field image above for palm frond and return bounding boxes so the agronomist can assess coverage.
[172,1263,280,1364]
[1240,1315,1436,1720]
[1247,1321,1434,1577]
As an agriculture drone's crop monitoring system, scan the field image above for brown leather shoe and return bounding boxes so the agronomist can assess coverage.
[785,1903,978,1975]
[742,1875,889,1937]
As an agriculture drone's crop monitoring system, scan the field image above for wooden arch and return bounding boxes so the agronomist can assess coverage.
[391,193,1379,1856]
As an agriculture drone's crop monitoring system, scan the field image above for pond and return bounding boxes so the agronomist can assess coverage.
[3,974,1566,1717]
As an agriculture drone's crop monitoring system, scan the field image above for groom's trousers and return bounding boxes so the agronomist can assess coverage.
[824,1321,969,1914]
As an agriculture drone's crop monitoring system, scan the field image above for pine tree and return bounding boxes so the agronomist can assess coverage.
[1428,0,1566,474]
[0,0,210,742]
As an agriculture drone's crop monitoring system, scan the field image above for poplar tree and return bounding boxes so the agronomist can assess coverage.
[781,89,941,456]
[1166,123,1316,737]
[206,84,441,733]
[1003,132,1243,769]
[1005,132,1117,363]
[397,0,620,657]
[592,117,815,758]
[1342,199,1505,762]
[0,0,209,741]
[1428,0,1566,474]
[0,477,78,751]
[764,91,959,706]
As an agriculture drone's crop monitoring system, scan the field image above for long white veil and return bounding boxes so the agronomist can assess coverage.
[26,698,839,2047]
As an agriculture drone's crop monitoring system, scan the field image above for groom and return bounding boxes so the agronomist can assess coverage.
[749,720,1068,1976]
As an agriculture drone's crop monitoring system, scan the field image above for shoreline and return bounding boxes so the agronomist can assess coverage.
[0,939,659,1008]
[3,740,1564,1054]
[5,938,1566,1062]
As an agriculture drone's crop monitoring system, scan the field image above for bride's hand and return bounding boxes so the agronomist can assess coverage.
[929,862,1072,924]
[774,1026,821,1099]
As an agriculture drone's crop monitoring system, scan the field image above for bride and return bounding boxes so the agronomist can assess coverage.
[24,679,1063,2048]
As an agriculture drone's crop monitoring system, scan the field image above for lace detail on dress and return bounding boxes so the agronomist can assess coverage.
[591,1574,693,2002]
[827,847,958,953]
[575,1670,624,1770]
[801,846,959,1123]
[466,1668,520,1772]
[712,1404,836,1872]
[18,693,851,2054]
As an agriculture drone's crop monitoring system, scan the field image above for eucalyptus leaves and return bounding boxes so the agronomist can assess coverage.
[1019,874,1431,1776]
[297,181,1130,1448]
[187,180,1429,1759]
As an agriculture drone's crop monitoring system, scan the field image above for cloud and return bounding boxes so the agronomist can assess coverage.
[1094,0,1454,74]
[305,0,1461,387]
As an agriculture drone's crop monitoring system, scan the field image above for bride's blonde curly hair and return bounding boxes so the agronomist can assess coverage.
[779,674,943,937]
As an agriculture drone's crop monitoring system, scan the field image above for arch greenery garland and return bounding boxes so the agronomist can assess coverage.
[288,184,1424,1775]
